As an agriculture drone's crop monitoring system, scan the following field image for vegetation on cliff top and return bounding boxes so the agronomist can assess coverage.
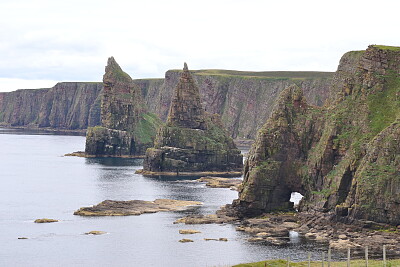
[169,69,333,80]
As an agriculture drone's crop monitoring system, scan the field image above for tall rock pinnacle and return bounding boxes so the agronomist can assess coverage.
[141,63,243,174]
[166,63,206,130]
[85,57,162,157]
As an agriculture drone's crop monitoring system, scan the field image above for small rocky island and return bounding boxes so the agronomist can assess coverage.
[74,199,202,216]
[84,57,162,157]
[139,63,243,176]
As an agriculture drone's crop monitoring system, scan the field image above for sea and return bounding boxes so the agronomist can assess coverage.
[0,128,335,267]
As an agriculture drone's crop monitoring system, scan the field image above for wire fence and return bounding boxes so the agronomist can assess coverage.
[280,245,390,267]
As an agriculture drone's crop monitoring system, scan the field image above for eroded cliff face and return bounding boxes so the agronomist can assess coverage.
[1,70,331,139]
[0,83,102,130]
[143,70,332,138]
[231,45,400,225]
[85,57,162,156]
[143,64,243,173]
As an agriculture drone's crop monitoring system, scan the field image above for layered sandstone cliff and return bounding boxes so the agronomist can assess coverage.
[142,70,332,138]
[142,63,243,174]
[0,82,102,130]
[230,45,400,225]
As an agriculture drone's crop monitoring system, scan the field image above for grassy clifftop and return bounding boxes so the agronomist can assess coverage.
[169,69,333,80]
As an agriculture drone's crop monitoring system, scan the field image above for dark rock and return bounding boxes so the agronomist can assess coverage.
[228,45,400,225]
[85,57,162,157]
[141,63,243,174]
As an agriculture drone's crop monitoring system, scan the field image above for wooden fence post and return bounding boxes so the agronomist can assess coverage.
[322,251,325,267]
[383,245,386,267]
[347,247,350,267]
[328,247,331,267]
[287,255,290,267]
[365,246,368,267]
[308,252,311,267]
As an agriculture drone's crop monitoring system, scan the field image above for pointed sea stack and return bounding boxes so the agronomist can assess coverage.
[140,63,243,175]
[85,57,162,157]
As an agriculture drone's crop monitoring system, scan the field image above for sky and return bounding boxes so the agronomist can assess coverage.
[0,0,399,92]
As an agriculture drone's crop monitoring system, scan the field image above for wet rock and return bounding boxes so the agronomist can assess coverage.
[179,239,194,243]
[34,218,58,223]
[179,229,201,234]
[338,234,347,239]
[265,237,288,246]
[85,231,107,235]
[196,176,242,190]
[74,199,202,216]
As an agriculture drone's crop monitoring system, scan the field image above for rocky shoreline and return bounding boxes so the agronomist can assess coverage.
[175,207,400,258]
[64,151,145,158]
[135,169,242,177]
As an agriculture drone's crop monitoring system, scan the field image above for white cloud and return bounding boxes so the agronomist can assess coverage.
[0,0,399,92]
[0,78,58,91]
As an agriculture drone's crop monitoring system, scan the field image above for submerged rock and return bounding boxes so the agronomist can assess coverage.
[85,231,107,235]
[74,199,202,216]
[85,57,162,157]
[34,218,59,223]
[142,63,243,175]
[196,176,242,190]
[179,238,194,243]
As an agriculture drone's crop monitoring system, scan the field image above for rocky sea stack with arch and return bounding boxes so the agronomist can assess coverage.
[228,45,400,226]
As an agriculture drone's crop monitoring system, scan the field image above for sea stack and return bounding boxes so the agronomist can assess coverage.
[85,57,162,157]
[141,63,243,175]
[229,45,400,225]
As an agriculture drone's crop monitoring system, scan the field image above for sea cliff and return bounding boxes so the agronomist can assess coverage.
[230,45,400,225]
[0,71,332,138]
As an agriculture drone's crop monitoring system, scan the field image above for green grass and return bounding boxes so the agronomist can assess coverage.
[134,112,163,145]
[372,45,400,51]
[169,69,334,79]
[233,259,400,267]
[367,71,400,135]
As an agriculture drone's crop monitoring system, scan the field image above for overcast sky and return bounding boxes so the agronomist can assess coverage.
[0,0,399,92]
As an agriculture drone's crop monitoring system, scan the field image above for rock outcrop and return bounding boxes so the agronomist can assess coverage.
[84,57,162,157]
[74,199,202,216]
[141,63,243,174]
[229,45,400,225]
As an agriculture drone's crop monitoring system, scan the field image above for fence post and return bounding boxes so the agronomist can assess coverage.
[287,255,290,267]
[347,247,350,267]
[322,251,325,267]
[365,246,368,267]
[328,247,331,267]
[383,245,386,267]
[308,252,311,267]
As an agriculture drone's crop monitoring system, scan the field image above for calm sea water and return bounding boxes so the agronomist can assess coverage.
[0,128,333,267]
